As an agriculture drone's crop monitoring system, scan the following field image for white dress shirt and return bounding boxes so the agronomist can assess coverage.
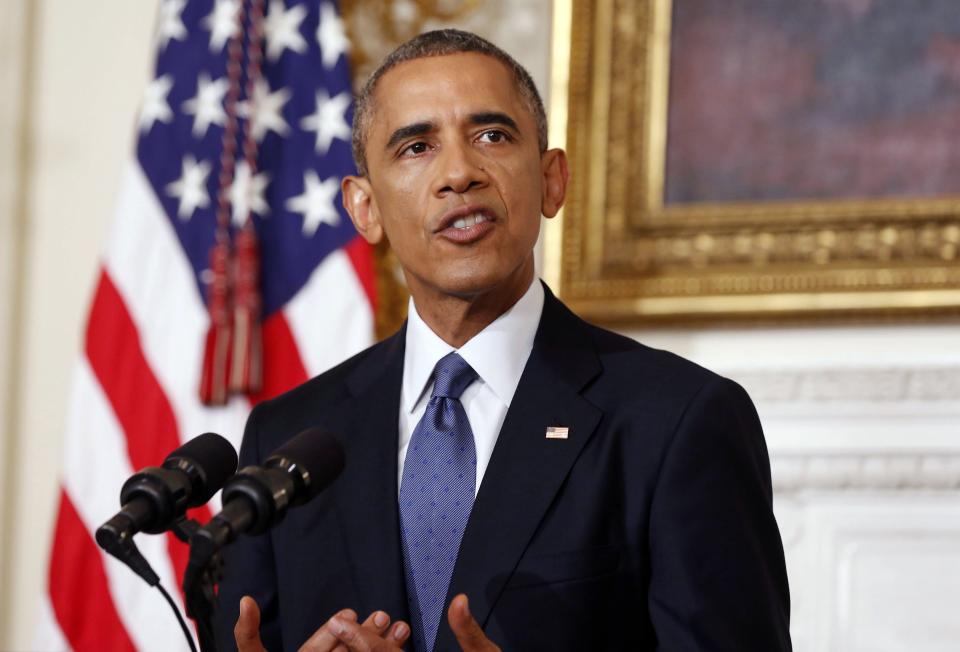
[398,279,545,496]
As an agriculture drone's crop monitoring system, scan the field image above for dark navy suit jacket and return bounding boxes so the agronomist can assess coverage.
[215,286,792,651]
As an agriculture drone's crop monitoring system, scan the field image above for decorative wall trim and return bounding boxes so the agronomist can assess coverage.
[772,453,960,491]
[727,366,960,404]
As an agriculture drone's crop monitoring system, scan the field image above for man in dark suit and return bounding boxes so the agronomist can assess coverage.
[217,29,791,652]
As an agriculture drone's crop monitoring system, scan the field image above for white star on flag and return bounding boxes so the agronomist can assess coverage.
[286,170,341,237]
[230,161,271,226]
[202,0,240,53]
[166,155,212,220]
[156,0,188,51]
[238,77,291,141]
[183,73,229,137]
[317,2,350,69]
[139,74,174,132]
[264,0,308,62]
[300,90,351,154]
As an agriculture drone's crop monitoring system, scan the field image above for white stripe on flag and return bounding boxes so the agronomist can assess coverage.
[285,247,374,377]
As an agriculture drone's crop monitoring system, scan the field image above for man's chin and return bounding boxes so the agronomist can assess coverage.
[429,268,534,305]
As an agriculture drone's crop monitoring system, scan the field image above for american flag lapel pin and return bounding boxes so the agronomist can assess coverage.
[545,426,569,440]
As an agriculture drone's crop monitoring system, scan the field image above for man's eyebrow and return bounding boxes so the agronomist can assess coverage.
[385,122,434,150]
[467,111,520,132]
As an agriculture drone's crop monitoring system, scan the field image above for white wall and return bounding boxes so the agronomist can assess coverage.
[0,1,157,648]
[1,1,957,651]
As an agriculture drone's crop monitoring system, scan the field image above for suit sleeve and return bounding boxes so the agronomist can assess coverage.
[647,376,792,651]
[214,404,284,652]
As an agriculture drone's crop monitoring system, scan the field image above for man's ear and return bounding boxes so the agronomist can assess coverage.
[540,148,569,219]
[341,175,384,244]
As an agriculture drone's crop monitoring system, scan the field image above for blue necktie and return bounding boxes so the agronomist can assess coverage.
[399,352,478,652]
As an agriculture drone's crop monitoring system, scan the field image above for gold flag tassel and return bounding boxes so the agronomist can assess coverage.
[199,239,234,405]
[230,222,262,395]
[227,0,266,396]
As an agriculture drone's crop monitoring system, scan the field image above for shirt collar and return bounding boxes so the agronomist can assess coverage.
[402,278,545,413]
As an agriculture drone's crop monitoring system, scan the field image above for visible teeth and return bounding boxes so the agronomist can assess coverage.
[452,213,488,229]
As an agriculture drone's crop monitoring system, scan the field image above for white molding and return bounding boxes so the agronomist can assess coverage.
[728,366,960,404]
[772,453,960,492]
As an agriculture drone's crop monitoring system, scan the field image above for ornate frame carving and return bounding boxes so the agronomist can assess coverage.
[546,0,960,324]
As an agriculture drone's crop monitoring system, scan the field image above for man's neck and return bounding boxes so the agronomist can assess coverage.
[409,269,535,349]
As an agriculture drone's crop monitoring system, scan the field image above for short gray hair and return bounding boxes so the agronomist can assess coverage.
[351,29,548,177]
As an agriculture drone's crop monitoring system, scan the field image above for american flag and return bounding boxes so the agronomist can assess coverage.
[37,1,374,649]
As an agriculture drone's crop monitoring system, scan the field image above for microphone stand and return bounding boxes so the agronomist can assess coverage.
[182,497,260,652]
[175,519,222,652]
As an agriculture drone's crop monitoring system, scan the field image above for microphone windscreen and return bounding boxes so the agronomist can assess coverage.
[165,432,239,505]
[265,427,345,501]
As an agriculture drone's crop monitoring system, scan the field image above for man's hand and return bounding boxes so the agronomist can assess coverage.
[300,607,409,652]
[234,596,410,652]
[235,593,498,652]
[326,593,500,652]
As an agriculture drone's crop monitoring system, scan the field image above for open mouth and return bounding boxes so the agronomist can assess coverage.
[450,213,492,230]
[435,207,497,244]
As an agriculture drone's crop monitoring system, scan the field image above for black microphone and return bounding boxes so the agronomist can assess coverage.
[182,428,343,648]
[96,432,239,573]
[191,427,345,554]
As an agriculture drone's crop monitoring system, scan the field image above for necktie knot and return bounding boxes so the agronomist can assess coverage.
[431,352,477,399]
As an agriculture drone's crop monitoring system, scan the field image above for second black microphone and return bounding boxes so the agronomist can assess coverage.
[194,426,345,552]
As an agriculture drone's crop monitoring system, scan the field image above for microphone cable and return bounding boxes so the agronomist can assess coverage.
[155,580,199,652]
[106,541,199,652]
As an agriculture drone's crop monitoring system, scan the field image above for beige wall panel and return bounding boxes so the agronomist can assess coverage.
[0,0,30,639]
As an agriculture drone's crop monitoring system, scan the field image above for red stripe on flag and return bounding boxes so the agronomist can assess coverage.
[85,269,181,470]
[84,269,211,590]
[344,235,377,313]
[249,311,309,404]
[49,489,136,652]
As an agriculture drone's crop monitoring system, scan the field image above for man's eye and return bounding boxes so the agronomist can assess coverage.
[478,130,508,143]
[401,142,429,156]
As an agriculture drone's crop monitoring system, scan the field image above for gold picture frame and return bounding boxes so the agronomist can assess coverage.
[545,0,960,324]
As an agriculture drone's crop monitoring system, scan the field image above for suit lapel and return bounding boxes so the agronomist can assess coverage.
[337,329,409,623]
[435,289,603,649]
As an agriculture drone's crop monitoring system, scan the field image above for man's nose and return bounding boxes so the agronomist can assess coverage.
[434,142,488,195]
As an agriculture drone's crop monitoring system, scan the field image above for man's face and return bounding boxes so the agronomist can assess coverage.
[344,52,567,303]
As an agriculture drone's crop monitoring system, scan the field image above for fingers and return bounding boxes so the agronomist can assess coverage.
[298,609,358,652]
[448,594,500,652]
[235,596,267,652]
[362,610,392,634]
[324,617,381,652]
[246,600,408,652]
[386,621,410,646]
[332,611,387,652]
[325,614,411,652]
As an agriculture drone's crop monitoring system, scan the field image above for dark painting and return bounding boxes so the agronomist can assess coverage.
[665,0,960,204]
